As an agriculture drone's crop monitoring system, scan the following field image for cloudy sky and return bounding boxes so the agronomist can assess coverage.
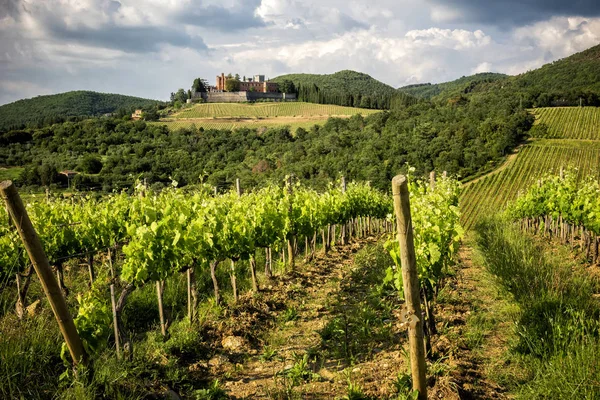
[1,0,599,105]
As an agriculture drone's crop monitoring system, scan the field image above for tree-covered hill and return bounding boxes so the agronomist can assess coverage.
[398,73,508,99]
[272,70,417,109]
[503,43,600,106]
[273,70,398,97]
[0,91,161,131]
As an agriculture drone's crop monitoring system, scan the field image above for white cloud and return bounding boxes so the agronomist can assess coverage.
[472,62,493,74]
[513,16,600,60]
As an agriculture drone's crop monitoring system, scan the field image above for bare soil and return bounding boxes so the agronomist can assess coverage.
[189,241,514,399]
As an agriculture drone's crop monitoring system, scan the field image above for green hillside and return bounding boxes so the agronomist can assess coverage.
[272,70,416,109]
[510,43,600,95]
[0,91,160,131]
[398,73,508,99]
[273,70,397,96]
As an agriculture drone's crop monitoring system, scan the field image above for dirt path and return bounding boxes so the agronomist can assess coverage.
[432,245,515,399]
[195,240,514,399]
[202,237,411,399]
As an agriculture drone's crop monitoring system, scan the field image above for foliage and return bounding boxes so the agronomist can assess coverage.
[476,217,600,358]
[384,172,463,298]
[508,172,600,234]
[1,97,532,192]
[225,78,241,92]
[272,70,417,110]
[0,90,160,132]
[78,155,103,174]
[398,73,508,99]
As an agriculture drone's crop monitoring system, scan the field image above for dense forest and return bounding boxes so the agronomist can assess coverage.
[272,70,417,110]
[0,91,161,132]
[398,73,508,99]
[0,88,532,192]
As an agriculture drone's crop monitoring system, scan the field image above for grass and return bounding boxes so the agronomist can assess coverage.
[151,101,381,132]
[170,102,381,119]
[0,245,275,398]
[0,166,23,181]
[461,107,600,230]
[475,216,600,398]
[318,243,398,364]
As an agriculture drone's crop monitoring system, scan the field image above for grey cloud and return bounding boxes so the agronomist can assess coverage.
[0,0,21,19]
[335,11,370,31]
[427,0,600,27]
[176,0,267,31]
[47,22,207,53]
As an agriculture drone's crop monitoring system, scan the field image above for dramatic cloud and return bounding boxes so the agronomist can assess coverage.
[427,0,600,27]
[0,0,599,105]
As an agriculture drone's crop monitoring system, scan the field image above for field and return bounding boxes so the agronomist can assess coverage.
[461,107,600,229]
[171,102,381,119]
[155,102,380,131]
[0,167,23,181]
[531,107,600,139]
[149,117,329,132]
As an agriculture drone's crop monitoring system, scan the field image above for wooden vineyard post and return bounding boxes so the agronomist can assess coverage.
[187,268,193,322]
[341,177,347,245]
[286,175,295,270]
[110,284,121,359]
[87,253,95,285]
[156,281,166,337]
[236,178,242,196]
[391,175,428,399]
[429,171,436,190]
[0,180,87,365]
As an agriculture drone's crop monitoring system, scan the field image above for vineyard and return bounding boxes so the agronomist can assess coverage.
[0,174,462,399]
[171,102,381,119]
[148,118,325,132]
[460,143,600,229]
[461,106,600,230]
[531,107,600,139]
[150,102,381,132]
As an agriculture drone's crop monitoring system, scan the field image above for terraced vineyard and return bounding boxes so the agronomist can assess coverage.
[171,102,380,119]
[532,107,600,139]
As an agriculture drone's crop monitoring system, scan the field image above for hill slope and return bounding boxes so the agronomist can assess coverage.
[272,70,398,97]
[510,43,600,94]
[271,70,416,109]
[398,73,508,99]
[0,91,160,131]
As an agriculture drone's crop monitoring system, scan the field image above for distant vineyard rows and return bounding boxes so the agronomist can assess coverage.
[460,144,600,230]
[171,102,381,119]
[532,107,600,139]
[149,119,325,132]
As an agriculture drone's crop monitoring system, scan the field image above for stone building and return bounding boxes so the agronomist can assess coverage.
[216,73,278,93]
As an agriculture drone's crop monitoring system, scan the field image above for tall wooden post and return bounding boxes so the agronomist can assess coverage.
[341,176,347,245]
[0,181,86,365]
[110,284,121,359]
[236,178,242,196]
[287,175,295,269]
[156,281,166,337]
[429,171,435,190]
[391,175,427,399]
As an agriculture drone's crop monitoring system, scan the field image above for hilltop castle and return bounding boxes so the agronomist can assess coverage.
[215,73,279,93]
[191,73,296,103]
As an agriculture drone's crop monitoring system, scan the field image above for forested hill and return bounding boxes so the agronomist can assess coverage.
[398,73,508,99]
[272,70,416,109]
[504,43,600,106]
[273,70,397,96]
[0,91,160,132]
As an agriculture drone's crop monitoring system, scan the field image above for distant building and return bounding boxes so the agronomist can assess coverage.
[131,109,143,120]
[215,73,278,93]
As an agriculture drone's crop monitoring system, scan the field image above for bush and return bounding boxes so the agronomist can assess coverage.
[78,155,103,174]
